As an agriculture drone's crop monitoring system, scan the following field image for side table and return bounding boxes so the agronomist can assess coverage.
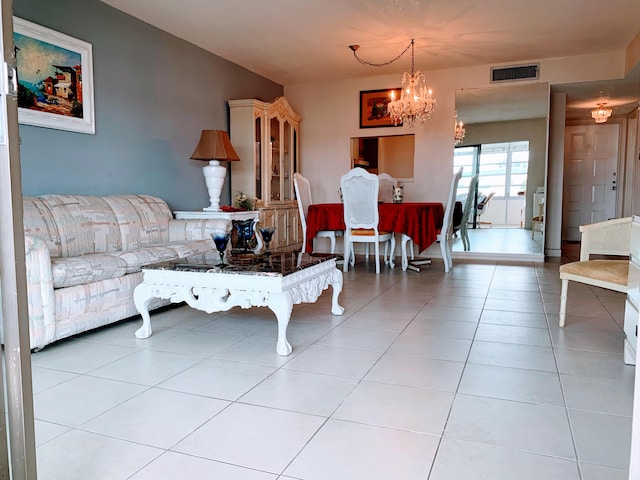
[174,210,262,251]
[174,210,259,222]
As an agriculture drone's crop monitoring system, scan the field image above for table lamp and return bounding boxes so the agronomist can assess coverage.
[190,130,240,211]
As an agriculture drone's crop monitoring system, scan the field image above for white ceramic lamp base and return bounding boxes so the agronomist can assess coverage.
[203,160,226,211]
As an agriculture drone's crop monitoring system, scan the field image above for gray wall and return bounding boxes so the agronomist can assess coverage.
[14,0,283,211]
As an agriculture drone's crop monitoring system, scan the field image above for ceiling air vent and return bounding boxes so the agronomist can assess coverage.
[490,63,539,83]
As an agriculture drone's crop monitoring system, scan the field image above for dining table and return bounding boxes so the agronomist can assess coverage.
[305,202,445,266]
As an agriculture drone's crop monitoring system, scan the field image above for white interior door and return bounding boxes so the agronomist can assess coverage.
[563,124,619,241]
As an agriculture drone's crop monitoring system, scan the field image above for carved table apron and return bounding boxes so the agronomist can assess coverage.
[133,256,344,355]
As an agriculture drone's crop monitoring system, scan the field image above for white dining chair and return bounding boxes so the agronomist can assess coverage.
[531,193,545,239]
[378,173,419,269]
[341,168,395,274]
[294,173,342,260]
[438,167,464,272]
[475,191,495,227]
[377,173,399,264]
[400,167,463,273]
[377,173,397,203]
[454,174,479,251]
[382,169,416,270]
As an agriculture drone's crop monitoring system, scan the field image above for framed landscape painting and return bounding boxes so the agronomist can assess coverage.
[359,88,402,128]
[13,17,95,134]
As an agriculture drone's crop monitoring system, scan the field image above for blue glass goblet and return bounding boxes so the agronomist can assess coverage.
[259,226,276,255]
[211,233,231,267]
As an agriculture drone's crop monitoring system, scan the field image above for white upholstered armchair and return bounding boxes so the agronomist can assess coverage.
[558,216,632,327]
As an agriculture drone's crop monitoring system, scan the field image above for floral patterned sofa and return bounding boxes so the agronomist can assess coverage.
[13,194,225,350]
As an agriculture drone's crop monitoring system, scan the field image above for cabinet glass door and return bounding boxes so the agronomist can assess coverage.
[269,116,281,202]
[293,128,298,182]
[254,116,262,200]
[282,120,291,201]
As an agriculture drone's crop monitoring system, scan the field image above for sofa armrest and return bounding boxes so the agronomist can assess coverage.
[24,235,56,349]
[168,219,231,242]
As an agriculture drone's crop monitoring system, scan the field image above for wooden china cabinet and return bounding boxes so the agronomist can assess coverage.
[228,97,302,252]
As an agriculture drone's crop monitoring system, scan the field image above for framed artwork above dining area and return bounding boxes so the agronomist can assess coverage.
[359,88,402,128]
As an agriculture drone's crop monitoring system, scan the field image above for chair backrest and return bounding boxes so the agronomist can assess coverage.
[341,167,380,230]
[377,173,397,203]
[442,167,464,236]
[477,191,495,215]
[293,173,311,251]
[293,172,311,223]
[456,174,479,229]
[533,192,545,220]
[579,216,632,261]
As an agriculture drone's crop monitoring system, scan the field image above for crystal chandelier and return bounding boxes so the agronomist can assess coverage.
[454,112,465,145]
[591,103,612,123]
[387,40,435,127]
[349,39,436,128]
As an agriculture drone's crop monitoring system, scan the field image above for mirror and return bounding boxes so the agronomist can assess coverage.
[454,82,549,259]
[350,134,414,182]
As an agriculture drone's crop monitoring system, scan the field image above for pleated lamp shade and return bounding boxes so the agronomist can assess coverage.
[190,130,240,161]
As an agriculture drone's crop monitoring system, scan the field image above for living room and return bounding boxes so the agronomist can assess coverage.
[2,0,640,478]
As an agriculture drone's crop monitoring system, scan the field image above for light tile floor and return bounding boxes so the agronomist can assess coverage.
[31,256,634,479]
[451,226,544,254]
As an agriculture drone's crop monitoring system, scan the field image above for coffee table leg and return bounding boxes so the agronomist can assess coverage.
[133,283,154,339]
[329,269,345,316]
[267,293,293,356]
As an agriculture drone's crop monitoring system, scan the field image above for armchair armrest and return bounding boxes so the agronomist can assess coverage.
[168,218,232,242]
[24,234,56,349]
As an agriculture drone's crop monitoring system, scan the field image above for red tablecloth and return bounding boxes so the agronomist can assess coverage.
[306,202,444,254]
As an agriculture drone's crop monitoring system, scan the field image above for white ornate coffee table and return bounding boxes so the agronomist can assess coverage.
[133,252,344,355]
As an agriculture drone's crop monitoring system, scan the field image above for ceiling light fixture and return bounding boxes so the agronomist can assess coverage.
[349,39,436,127]
[454,112,465,145]
[591,103,612,124]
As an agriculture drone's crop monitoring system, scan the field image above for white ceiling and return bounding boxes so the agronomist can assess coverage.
[100,0,640,121]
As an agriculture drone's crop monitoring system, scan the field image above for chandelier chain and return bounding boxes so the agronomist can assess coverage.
[351,39,414,68]
[410,39,414,75]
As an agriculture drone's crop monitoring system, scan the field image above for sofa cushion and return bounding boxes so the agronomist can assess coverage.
[51,254,129,289]
[165,239,215,258]
[102,195,173,250]
[51,239,214,287]
[111,240,215,273]
[23,194,175,259]
[24,195,123,257]
[23,197,64,258]
[111,246,181,273]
